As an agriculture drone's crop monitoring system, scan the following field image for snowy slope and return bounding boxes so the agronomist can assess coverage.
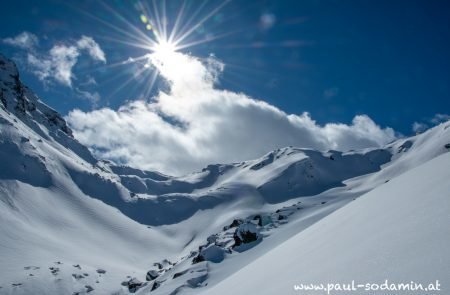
[204,152,450,295]
[0,54,179,294]
[1,52,450,294]
[138,121,450,295]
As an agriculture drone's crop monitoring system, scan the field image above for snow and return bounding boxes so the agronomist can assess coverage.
[1,53,450,294]
[204,152,450,295]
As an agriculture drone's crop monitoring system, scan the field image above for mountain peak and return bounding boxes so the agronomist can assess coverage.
[0,52,72,136]
[0,53,19,77]
[0,52,98,164]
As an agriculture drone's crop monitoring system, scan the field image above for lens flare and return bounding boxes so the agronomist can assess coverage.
[73,0,233,100]
[152,40,177,57]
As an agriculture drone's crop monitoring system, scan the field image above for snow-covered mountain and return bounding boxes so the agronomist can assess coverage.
[1,53,449,294]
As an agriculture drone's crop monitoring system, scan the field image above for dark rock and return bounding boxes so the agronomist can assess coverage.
[253,215,262,226]
[73,264,81,269]
[96,269,106,274]
[0,91,6,109]
[206,234,218,244]
[123,278,145,293]
[223,219,243,231]
[188,250,198,258]
[85,285,94,293]
[146,270,159,281]
[151,281,161,291]
[398,140,413,153]
[192,254,205,264]
[72,274,84,280]
[233,223,260,247]
[173,271,186,279]
[445,143,450,149]
[49,267,59,275]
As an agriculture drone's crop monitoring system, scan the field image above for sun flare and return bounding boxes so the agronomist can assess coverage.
[151,40,177,56]
[148,39,184,79]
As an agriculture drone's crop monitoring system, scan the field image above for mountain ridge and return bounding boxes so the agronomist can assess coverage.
[1,53,449,294]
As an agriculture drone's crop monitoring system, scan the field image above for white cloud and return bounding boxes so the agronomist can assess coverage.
[4,32,106,88]
[412,122,428,133]
[67,52,396,175]
[412,113,450,133]
[50,45,80,86]
[27,53,52,82]
[77,36,106,62]
[27,44,79,87]
[75,88,101,105]
[430,113,450,125]
[3,32,39,49]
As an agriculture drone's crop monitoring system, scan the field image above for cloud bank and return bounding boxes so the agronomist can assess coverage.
[67,52,396,175]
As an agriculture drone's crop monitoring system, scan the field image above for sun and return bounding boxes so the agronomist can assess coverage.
[93,0,232,98]
[151,40,177,56]
[149,39,179,67]
[148,39,182,75]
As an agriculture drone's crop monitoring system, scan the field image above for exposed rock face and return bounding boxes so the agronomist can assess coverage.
[84,285,94,293]
[121,278,145,293]
[0,54,96,165]
[0,54,72,137]
[151,280,161,291]
[223,218,243,231]
[146,270,159,281]
[192,252,205,264]
[233,223,260,247]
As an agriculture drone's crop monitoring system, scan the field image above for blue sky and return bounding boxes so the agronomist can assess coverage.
[1,0,450,174]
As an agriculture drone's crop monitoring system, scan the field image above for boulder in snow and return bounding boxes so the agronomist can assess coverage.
[200,244,226,263]
[223,219,243,231]
[146,270,159,281]
[233,223,261,248]
[85,285,94,293]
[122,278,145,293]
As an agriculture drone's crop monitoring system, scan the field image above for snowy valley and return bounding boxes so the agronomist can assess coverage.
[1,53,449,295]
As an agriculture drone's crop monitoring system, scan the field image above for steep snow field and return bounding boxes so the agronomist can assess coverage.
[1,53,449,294]
[205,152,450,295]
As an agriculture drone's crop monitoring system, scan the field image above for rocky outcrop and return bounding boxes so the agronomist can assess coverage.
[233,223,260,247]
[146,270,159,281]
[121,277,146,293]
